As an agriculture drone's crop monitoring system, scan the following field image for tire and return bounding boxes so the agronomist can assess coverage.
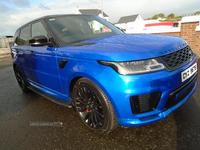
[72,78,118,134]
[14,66,30,92]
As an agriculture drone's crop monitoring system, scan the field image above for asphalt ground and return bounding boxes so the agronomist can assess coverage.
[0,55,199,150]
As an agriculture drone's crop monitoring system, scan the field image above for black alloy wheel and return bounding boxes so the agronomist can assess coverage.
[73,78,118,134]
[76,86,105,129]
[14,67,30,92]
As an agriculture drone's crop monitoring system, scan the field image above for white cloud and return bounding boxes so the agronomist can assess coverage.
[0,0,199,35]
[103,0,200,22]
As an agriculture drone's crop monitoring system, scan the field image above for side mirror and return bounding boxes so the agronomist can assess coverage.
[29,35,49,46]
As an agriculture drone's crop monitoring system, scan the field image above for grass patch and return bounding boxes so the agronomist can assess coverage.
[160,18,182,22]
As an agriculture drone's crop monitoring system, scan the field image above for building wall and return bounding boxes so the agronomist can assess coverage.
[98,14,109,21]
[136,15,144,22]
[114,23,126,30]
[0,37,13,49]
[196,30,200,57]
[155,21,200,57]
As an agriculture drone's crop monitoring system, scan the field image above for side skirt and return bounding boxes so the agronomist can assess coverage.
[28,85,72,108]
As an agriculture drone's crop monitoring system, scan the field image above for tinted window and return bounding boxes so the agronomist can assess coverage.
[32,21,47,37]
[173,23,179,28]
[18,25,31,45]
[45,15,123,46]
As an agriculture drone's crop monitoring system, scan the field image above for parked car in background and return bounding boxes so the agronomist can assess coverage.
[12,14,198,134]
[144,21,179,28]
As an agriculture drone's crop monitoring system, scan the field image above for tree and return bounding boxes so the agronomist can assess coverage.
[167,13,175,19]
[194,11,200,15]
[158,13,165,18]
[151,14,159,19]
[151,13,165,19]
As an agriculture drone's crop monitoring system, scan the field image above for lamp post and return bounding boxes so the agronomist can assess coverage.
[101,0,104,19]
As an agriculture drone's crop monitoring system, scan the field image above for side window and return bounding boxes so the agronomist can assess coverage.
[18,25,31,46]
[32,21,47,37]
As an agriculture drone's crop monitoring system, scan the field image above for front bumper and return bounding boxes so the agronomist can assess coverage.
[96,55,198,127]
[118,75,197,127]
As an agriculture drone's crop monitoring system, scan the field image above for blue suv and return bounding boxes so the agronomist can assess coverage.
[12,14,198,134]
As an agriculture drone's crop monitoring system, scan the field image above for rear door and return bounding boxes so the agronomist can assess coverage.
[29,21,64,94]
[15,25,35,81]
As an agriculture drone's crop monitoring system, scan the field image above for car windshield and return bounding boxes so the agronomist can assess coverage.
[45,15,123,46]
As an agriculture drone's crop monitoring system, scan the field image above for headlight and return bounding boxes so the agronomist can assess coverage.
[98,59,165,75]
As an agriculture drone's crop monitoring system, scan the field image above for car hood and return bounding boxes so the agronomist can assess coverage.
[57,34,186,61]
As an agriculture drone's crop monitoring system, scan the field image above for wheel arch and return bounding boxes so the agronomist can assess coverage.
[69,76,82,98]
[67,74,120,118]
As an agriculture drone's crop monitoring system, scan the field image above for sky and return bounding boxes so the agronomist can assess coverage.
[0,0,200,36]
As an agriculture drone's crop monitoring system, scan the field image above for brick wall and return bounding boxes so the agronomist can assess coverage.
[195,31,200,57]
[156,22,200,57]
[181,22,199,55]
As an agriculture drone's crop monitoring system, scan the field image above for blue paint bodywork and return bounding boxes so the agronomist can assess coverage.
[12,32,198,127]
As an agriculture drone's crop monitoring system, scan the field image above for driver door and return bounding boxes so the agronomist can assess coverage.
[29,21,64,94]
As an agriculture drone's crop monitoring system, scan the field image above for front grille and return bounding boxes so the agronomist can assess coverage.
[165,73,197,110]
[130,92,161,114]
[161,45,194,71]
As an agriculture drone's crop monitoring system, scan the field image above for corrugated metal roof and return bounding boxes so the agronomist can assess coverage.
[117,14,139,24]
[79,9,109,17]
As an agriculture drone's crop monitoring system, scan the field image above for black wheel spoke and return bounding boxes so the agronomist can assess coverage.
[88,91,93,99]
[76,85,105,129]
[77,89,83,98]
[76,103,87,108]
[85,112,89,120]
[92,94,98,102]
[96,112,104,123]
[83,87,89,98]
[88,113,92,126]
[76,98,87,105]
[80,87,88,99]
[90,112,95,127]
[93,112,99,125]
[96,110,104,124]
[78,107,87,112]
[96,103,102,108]
[95,109,104,118]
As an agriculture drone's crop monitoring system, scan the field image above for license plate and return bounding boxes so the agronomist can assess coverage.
[181,63,197,82]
